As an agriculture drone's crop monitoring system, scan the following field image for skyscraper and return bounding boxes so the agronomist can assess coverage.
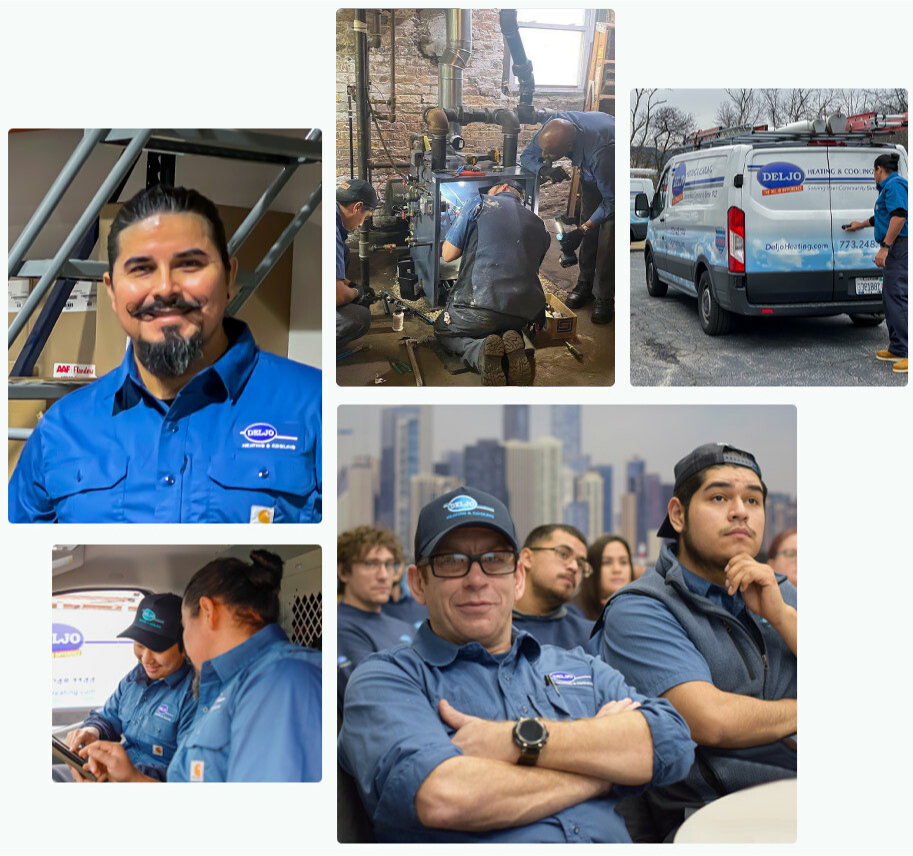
[551,405,585,474]
[503,405,530,442]
[505,437,563,542]
[339,455,377,531]
[381,408,432,552]
[626,457,647,551]
[464,439,509,506]
[576,470,605,542]
[593,464,614,533]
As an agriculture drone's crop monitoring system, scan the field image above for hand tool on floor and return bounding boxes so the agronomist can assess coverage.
[336,343,371,362]
[388,359,412,375]
[565,341,584,361]
[380,291,435,325]
[399,337,424,387]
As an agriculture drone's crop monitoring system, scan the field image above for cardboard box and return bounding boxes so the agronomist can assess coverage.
[538,292,578,341]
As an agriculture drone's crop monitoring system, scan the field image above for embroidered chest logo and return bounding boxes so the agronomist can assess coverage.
[548,671,594,687]
[154,703,175,722]
[239,422,299,451]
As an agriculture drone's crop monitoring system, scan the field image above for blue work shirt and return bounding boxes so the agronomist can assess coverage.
[337,603,414,710]
[339,622,694,843]
[511,603,594,651]
[168,624,321,783]
[381,592,428,631]
[82,661,196,780]
[9,318,322,523]
[337,207,350,279]
[874,170,908,243]
[593,564,760,698]
[444,199,483,251]
[520,111,615,226]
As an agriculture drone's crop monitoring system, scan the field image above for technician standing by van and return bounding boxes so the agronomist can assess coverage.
[847,152,908,373]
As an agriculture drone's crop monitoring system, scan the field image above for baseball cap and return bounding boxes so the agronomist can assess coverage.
[336,178,378,210]
[657,443,764,539]
[414,486,518,561]
[117,593,184,652]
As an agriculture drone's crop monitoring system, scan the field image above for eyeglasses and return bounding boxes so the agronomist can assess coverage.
[425,550,518,578]
[772,549,797,559]
[528,546,593,578]
[356,559,398,572]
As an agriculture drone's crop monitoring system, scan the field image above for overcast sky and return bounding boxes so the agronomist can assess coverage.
[631,89,733,130]
[338,405,797,499]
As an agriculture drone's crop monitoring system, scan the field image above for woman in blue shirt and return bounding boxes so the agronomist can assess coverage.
[84,551,322,783]
[59,593,195,782]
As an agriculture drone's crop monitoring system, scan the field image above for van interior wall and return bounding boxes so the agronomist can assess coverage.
[7,129,321,368]
[335,9,587,217]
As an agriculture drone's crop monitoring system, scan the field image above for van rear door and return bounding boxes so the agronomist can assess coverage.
[743,147,834,303]
[828,149,884,301]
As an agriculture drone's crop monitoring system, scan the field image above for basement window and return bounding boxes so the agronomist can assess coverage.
[502,9,597,96]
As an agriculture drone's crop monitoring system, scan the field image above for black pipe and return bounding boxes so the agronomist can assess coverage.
[500,10,537,123]
[347,88,355,176]
[388,9,396,122]
[354,10,371,286]
[503,136,518,168]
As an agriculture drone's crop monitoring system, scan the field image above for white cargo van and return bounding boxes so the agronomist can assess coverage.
[630,169,655,242]
[635,131,908,334]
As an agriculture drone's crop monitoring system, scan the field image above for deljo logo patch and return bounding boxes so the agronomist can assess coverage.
[239,422,299,451]
[445,495,478,513]
[757,161,805,196]
[671,163,687,205]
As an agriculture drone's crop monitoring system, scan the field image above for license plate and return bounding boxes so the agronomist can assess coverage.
[855,277,883,295]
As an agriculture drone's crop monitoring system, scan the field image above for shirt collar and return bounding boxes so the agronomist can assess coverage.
[877,171,898,192]
[204,623,288,685]
[134,659,192,688]
[411,620,541,667]
[512,604,568,622]
[111,318,258,414]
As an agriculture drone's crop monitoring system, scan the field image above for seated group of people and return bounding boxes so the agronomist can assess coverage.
[337,443,798,843]
[56,552,321,783]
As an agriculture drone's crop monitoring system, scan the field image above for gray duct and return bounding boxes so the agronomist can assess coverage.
[439,9,472,137]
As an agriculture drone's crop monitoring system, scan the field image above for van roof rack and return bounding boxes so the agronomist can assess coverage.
[679,128,902,152]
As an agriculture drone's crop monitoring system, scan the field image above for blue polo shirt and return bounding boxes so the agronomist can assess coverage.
[339,623,694,843]
[9,318,321,523]
[511,603,595,651]
[168,624,321,783]
[82,660,196,780]
[874,170,908,243]
[336,207,350,280]
[591,564,760,698]
[444,200,483,251]
[337,603,414,710]
[520,111,615,225]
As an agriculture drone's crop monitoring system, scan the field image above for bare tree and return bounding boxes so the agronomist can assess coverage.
[715,88,764,128]
[630,88,666,162]
[648,106,696,173]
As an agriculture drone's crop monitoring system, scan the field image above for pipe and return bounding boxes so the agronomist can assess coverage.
[424,107,450,171]
[367,9,381,48]
[439,9,472,138]
[354,10,372,286]
[494,109,520,167]
[499,10,537,124]
[388,9,397,122]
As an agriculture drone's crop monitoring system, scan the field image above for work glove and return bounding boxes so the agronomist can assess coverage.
[540,166,570,186]
[559,227,585,254]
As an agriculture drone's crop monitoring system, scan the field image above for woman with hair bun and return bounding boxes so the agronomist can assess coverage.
[84,550,321,782]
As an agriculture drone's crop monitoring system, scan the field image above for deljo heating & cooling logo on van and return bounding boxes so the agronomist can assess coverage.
[671,163,687,206]
[757,162,805,196]
[52,623,84,658]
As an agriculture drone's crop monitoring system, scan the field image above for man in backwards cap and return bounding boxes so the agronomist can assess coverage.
[336,178,378,350]
[339,486,694,843]
[590,443,797,841]
[56,593,196,782]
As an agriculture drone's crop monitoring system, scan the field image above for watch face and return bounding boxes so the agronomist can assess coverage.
[517,718,544,743]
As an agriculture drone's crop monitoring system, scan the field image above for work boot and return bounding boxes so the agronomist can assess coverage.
[563,280,593,309]
[876,349,903,361]
[592,298,614,325]
[893,358,908,373]
[502,330,532,386]
[479,334,506,386]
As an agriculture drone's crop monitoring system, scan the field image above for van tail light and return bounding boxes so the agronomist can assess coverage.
[728,206,746,273]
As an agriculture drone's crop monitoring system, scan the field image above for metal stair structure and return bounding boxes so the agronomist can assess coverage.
[8,129,322,439]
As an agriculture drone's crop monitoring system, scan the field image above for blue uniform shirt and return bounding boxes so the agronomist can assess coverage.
[336,207,350,280]
[339,622,694,843]
[381,592,428,632]
[444,200,483,251]
[520,111,615,225]
[9,319,321,523]
[874,170,909,243]
[82,660,196,780]
[594,564,759,698]
[168,624,321,783]
[511,603,595,651]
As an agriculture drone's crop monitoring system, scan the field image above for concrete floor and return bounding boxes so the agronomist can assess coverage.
[336,242,615,387]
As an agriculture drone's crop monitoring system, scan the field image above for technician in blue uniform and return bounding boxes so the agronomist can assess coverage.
[435,182,550,386]
[336,526,414,712]
[61,593,195,782]
[847,151,908,374]
[590,443,797,842]
[521,111,616,324]
[9,185,322,524]
[339,486,694,843]
[336,178,376,349]
[84,550,322,783]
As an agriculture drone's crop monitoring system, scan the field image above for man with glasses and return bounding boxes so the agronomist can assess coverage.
[590,443,798,842]
[337,526,415,712]
[339,486,694,843]
[512,524,595,649]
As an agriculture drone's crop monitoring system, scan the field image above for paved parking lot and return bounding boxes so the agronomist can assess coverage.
[629,246,907,387]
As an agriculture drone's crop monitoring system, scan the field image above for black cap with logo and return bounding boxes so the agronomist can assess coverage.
[414,485,518,561]
[336,178,378,210]
[117,593,183,653]
[657,443,764,539]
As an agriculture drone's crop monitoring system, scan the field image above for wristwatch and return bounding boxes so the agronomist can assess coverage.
[513,716,549,765]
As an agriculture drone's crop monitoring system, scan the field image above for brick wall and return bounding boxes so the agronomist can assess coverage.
[335,9,587,216]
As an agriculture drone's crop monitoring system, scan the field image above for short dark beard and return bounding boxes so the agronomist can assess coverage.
[135,328,204,379]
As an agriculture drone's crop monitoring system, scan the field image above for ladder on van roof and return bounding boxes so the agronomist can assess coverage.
[8,129,322,439]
